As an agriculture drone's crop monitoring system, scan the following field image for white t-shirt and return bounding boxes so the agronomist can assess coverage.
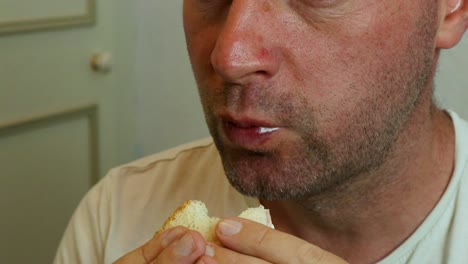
[54,111,468,264]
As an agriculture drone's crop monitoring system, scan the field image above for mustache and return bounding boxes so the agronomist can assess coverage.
[200,83,310,121]
[199,84,317,133]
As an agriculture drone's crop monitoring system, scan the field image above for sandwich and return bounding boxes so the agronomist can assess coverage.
[158,200,274,243]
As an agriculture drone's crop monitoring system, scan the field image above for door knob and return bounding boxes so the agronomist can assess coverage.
[90,52,112,73]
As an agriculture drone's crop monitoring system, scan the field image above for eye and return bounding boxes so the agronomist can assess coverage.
[288,0,351,24]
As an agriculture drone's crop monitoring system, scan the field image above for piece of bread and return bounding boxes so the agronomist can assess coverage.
[158,200,274,242]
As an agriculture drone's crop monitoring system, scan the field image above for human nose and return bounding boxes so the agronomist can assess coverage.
[210,1,281,83]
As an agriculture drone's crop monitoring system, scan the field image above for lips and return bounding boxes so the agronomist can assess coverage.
[221,116,281,149]
[226,121,280,134]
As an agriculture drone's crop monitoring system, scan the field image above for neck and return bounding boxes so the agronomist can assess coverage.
[261,101,455,263]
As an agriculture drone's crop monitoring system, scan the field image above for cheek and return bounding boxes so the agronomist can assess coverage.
[292,10,413,98]
[278,5,424,135]
[186,27,220,84]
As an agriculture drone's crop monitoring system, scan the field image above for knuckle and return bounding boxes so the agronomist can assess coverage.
[295,244,324,264]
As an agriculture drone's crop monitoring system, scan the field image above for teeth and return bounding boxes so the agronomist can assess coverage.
[259,127,280,134]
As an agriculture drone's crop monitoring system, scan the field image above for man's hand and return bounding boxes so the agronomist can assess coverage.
[197,217,348,264]
[113,226,208,264]
[113,218,348,264]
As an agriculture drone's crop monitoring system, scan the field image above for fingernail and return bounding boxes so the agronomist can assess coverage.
[218,219,242,236]
[173,234,195,256]
[205,244,215,257]
[161,228,185,247]
[196,260,205,264]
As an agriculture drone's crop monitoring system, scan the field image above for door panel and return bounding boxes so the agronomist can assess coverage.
[0,105,98,263]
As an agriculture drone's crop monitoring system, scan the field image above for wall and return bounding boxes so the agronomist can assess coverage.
[435,36,468,118]
[132,0,208,158]
[112,0,139,165]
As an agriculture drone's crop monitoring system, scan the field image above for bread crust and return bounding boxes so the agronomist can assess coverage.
[156,200,194,235]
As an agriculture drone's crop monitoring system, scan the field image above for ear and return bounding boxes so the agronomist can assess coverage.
[436,0,468,49]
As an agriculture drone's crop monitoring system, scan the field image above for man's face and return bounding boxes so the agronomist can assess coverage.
[183,0,439,200]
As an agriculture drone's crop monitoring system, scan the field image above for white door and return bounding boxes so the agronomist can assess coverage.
[0,1,126,263]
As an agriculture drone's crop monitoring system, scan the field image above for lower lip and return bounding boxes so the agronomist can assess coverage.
[222,122,280,149]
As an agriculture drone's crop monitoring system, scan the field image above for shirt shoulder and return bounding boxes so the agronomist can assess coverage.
[114,137,217,172]
[54,138,245,264]
[105,137,222,193]
[98,138,254,263]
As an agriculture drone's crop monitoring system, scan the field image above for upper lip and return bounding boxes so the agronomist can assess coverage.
[219,112,280,128]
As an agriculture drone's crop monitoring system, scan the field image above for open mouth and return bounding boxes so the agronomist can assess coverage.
[227,121,280,134]
[222,120,282,149]
[258,127,280,134]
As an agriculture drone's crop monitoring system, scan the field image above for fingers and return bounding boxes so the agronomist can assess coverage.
[197,243,270,264]
[114,226,208,264]
[142,226,187,261]
[215,217,348,264]
[155,229,207,263]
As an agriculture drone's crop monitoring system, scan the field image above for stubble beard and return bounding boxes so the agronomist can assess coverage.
[199,4,438,201]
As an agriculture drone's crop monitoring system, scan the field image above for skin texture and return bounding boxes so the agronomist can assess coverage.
[114,0,467,263]
[187,0,438,201]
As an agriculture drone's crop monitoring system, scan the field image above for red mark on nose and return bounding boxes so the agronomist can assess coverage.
[259,48,269,60]
[262,1,271,12]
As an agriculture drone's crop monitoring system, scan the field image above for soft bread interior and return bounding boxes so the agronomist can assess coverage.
[159,200,273,242]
